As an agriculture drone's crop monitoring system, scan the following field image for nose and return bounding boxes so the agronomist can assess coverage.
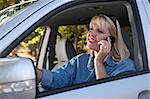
[88,30,96,38]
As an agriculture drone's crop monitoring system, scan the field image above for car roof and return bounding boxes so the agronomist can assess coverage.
[0,0,56,40]
[48,1,129,26]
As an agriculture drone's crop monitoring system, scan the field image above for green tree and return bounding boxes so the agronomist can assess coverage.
[0,0,19,10]
[58,25,88,54]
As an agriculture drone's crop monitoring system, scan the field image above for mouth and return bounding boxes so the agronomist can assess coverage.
[88,37,97,44]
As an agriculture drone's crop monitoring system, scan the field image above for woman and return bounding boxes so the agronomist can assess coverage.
[36,15,136,89]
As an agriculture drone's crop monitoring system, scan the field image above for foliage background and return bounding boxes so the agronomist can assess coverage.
[58,25,88,54]
[0,0,20,10]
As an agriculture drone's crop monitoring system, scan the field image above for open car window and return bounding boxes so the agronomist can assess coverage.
[37,1,145,93]
[9,26,45,66]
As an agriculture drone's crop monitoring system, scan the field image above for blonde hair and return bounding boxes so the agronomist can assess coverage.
[90,15,130,63]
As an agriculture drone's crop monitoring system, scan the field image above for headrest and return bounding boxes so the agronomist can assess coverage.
[55,38,76,62]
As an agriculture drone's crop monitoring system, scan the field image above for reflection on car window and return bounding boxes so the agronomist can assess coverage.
[0,0,37,26]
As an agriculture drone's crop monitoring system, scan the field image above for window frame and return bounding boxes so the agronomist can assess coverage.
[130,0,148,71]
[36,0,149,97]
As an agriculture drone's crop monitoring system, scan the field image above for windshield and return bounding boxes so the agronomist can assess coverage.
[0,0,37,26]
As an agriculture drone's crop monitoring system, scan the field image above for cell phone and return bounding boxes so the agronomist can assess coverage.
[109,36,115,45]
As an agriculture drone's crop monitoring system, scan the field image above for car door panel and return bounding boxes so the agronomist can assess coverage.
[38,73,149,99]
[36,0,150,99]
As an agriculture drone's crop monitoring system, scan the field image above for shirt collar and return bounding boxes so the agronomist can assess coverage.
[105,55,118,67]
[87,54,94,71]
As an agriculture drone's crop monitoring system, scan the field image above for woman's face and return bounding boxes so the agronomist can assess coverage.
[87,22,111,52]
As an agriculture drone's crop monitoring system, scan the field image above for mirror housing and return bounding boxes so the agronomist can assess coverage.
[0,57,36,99]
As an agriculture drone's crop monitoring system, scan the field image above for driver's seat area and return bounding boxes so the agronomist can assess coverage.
[52,38,76,71]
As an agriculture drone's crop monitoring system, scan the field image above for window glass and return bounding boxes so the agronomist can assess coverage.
[0,0,37,26]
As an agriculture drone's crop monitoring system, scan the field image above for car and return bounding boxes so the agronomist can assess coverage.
[0,0,149,99]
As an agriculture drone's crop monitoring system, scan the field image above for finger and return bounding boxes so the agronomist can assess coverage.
[98,40,107,45]
[98,40,111,50]
[98,42,105,51]
[98,41,103,45]
[100,41,111,52]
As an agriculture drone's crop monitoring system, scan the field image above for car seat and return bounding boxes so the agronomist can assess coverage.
[52,38,76,71]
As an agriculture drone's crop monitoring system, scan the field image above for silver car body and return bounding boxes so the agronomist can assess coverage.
[0,0,149,99]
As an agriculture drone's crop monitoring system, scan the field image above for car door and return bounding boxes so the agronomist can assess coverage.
[35,0,150,99]
[0,0,149,99]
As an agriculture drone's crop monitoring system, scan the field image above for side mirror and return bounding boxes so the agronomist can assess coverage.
[0,57,36,99]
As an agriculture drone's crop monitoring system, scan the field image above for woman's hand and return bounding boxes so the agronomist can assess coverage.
[94,37,112,64]
[36,68,42,82]
[94,37,111,79]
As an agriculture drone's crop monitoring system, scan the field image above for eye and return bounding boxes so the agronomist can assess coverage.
[98,30,104,34]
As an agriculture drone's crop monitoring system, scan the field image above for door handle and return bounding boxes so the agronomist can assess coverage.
[138,90,150,99]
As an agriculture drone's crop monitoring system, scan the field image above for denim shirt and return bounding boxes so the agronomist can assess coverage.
[41,53,136,89]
